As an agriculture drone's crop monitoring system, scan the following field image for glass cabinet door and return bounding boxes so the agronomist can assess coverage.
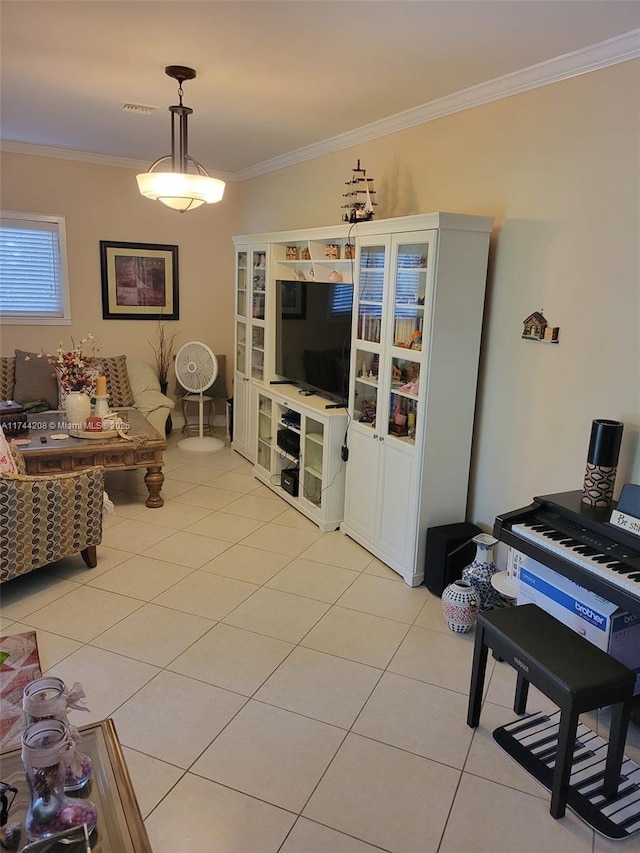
[236,320,247,378]
[236,251,248,317]
[352,243,387,430]
[383,236,430,445]
[251,326,265,381]
[257,393,272,471]
[251,250,266,321]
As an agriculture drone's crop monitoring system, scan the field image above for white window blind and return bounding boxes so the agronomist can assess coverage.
[0,211,71,324]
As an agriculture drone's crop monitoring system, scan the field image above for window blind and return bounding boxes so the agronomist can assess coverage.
[0,213,70,322]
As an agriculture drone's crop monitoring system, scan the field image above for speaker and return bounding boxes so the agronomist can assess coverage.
[424,522,482,596]
[281,468,299,497]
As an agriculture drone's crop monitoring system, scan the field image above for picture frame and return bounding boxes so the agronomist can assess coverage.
[281,280,306,320]
[100,241,179,320]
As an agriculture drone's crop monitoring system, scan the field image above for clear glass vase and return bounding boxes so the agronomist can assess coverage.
[23,677,92,790]
[21,719,97,842]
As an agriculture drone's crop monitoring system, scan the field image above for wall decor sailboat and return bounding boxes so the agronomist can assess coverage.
[342,159,377,223]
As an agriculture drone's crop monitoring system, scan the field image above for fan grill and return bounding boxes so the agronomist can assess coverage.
[175,342,218,393]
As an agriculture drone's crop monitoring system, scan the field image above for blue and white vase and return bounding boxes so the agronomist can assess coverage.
[462,533,500,610]
[441,580,481,633]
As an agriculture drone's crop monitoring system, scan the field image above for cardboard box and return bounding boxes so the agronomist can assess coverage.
[512,549,640,695]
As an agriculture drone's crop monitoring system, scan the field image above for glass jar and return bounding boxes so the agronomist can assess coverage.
[21,719,97,842]
[23,677,92,790]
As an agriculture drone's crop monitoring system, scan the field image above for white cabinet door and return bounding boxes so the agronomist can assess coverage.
[376,438,419,580]
[343,426,379,543]
[232,373,249,457]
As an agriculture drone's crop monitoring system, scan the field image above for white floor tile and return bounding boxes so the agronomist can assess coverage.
[438,773,594,853]
[255,646,382,728]
[301,605,408,668]
[46,645,159,725]
[304,733,460,853]
[1,573,80,622]
[191,700,345,811]
[301,532,372,571]
[184,510,265,542]
[24,585,143,642]
[171,484,240,510]
[145,773,295,853]
[101,517,173,553]
[168,622,294,695]
[200,543,292,584]
[112,670,246,767]
[336,573,429,623]
[142,530,231,568]
[222,587,329,643]
[90,603,214,666]
[220,493,290,521]
[280,819,386,853]
[152,571,258,620]
[266,558,359,603]
[85,554,194,600]
[2,622,82,670]
[121,747,184,818]
[241,522,322,557]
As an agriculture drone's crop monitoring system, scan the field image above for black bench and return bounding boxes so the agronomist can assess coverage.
[467,603,635,819]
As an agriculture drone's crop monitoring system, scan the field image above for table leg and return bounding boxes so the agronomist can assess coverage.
[144,466,164,508]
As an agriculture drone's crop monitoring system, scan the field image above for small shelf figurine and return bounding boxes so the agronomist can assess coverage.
[522,310,560,343]
[341,159,377,223]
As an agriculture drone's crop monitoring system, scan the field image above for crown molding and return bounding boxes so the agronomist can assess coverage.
[1,30,638,182]
[236,29,640,181]
[0,141,237,182]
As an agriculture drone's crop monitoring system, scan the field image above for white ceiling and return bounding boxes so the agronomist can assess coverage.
[1,1,639,180]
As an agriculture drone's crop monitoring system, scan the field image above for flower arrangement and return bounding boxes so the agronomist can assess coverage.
[44,334,98,395]
[149,321,180,389]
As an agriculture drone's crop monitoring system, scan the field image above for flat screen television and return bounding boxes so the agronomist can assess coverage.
[276,279,353,404]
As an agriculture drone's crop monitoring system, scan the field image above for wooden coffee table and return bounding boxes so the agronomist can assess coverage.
[0,718,152,852]
[20,408,166,508]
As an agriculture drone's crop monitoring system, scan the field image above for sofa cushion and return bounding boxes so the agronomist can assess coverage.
[0,357,15,402]
[13,350,59,409]
[0,429,18,473]
[95,355,134,407]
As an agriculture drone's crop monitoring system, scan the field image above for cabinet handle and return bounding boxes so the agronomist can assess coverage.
[373,433,378,439]
[379,436,384,442]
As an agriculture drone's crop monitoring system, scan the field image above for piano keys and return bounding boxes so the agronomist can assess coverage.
[494,490,640,618]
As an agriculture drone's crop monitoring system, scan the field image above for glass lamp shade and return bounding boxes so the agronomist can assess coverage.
[136,171,225,212]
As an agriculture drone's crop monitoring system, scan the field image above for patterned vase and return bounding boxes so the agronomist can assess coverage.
[64,391,91,431]
[441,580,481,633]
[462,533,500,610]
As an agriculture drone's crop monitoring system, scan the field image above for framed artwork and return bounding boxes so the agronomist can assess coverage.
[100,241,179,320]
[281,280,306,320]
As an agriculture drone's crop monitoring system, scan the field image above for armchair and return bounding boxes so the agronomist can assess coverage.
[0,446,104,584]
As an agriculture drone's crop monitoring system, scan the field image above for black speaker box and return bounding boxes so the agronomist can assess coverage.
[424,522,482,596]
[281,468,299,497]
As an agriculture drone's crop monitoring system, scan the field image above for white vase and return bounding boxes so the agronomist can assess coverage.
[64,391,91,431]
[462,533,500,610]
[441,580,481,633]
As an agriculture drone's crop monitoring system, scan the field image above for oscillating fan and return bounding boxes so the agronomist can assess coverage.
[174,341,224,452]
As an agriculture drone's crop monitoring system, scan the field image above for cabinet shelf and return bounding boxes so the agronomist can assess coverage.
[305,432,323,446]
[305,465,322,479]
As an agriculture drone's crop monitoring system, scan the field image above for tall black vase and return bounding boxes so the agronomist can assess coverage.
[159,381,172,436]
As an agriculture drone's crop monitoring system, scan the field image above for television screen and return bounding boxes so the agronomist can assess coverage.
[276,279,353,403]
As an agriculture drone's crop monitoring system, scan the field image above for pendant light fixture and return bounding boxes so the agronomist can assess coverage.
[136,66,225,213]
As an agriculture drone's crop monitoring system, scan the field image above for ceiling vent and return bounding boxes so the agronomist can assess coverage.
[122,103,157,115]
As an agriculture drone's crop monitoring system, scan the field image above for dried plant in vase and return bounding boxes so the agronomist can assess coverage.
[149,321,180,394]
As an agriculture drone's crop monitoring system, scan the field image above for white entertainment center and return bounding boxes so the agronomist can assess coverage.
[232,212,494,585]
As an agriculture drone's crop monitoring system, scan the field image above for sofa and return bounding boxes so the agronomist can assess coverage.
[0,352,173,436]
[0,441,105,584]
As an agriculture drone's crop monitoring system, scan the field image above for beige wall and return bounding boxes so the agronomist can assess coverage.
[0,154,240,397]
[1,59,638,542]
[236,60,640,537]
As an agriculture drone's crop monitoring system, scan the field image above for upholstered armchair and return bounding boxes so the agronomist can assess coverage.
[0,446,104,584]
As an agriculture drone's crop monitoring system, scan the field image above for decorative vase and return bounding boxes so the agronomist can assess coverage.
[22,719,97,842]
[23,677,92,791]
[159,381,172,435]
[441,580,481,633]
[64,391,91,431]
[462,533,500,610]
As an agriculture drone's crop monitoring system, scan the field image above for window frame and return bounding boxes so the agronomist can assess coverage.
[0,210,71,325]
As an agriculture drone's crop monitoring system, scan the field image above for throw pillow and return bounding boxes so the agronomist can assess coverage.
[0,429,18,474]
[13,350,59,409]
[95,356,134,407]
[0,357,15,402]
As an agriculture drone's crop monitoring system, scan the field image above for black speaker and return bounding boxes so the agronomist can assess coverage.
[281,468,299,497]
[424,522,482,596]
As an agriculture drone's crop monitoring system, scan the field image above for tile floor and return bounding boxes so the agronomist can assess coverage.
[2,431,639,852]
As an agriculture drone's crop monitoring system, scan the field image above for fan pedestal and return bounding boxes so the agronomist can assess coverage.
[178,435,225,452]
